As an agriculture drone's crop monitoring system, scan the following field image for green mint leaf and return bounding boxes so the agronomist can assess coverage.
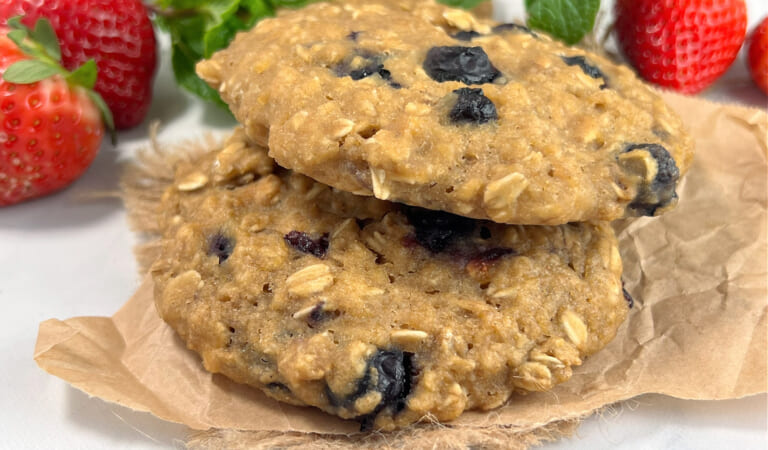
[85,89,116,144]
[437,0,488,9]
[201,0,244,58]
[153,0,281,106]
[31,18,61,62]
[271,0,314,7]
[525,0,599,45]
[67,59,98,88]
[3,60,61,84]
[171,38,228,106]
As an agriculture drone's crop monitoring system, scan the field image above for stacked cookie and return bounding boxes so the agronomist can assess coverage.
[151,0,693,431]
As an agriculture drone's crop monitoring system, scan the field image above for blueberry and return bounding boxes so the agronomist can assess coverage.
[401,205,476,253]
[561,55,608,89]
[349,62,384,81]
[334,53,402,88]
[621,143,680,216]
[449,87,498,124]
[452,30,482,41]
[309,303,327,323]
[492,23,537,37]
[378,68,392,80]
[423,46,501,85]
[284,231,329,258]
[348,350,414,430]
[207,233,234,264]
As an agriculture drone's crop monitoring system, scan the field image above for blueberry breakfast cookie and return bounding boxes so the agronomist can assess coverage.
[196,0,693,225]
[151,129,629,430]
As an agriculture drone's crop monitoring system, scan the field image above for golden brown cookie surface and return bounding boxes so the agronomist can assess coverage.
[197,0,693,225]
[152,129,629,430]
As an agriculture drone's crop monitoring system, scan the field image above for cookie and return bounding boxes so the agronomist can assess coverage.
[151,129,629,430]
[196,0,694,225]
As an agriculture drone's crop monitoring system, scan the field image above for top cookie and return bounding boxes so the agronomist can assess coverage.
[197,0,694,225]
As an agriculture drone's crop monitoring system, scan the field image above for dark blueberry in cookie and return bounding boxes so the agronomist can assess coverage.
[309,303,327,323]
[378,68,392,80]
[349,62,384,81]
[492,23,537,37]
[207,233,234,264]
[452,30,482,41]
[335,54,402,88]
[376,68,402,88]
[450,87,498,124]
[423,46,501,85]
[401,205,476,253]
[480,226,492,239]
[561,55,608,89]
[356,350,414,430]
[621,143,680,216]
[370,350,413,412]
[347,30,361,41]
[284,231,330,258]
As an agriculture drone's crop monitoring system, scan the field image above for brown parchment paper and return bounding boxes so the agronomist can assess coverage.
[34,92,767,449]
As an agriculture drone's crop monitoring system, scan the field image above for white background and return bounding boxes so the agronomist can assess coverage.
[1,1,766,448]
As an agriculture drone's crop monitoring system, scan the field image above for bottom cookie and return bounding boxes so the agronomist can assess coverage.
[152,129,629,430]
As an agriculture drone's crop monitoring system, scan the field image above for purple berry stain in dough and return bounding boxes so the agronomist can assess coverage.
[208,233,234,264]
[284,231,330,258]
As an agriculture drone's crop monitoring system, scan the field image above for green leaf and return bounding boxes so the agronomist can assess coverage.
[2,60,61,84]
[271,0,314,7]
[85,89,116,144]
[31,18,61,62]
[171,38,228,106]
[6,29,27,48]
[6,15,25,31]
[152,0,281,106]
[436,0,488,9]
[67,59,98,88]
[525,0,600,45]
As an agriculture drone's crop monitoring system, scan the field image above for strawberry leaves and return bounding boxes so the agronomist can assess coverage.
[2,16,115,135]
[525,0,600,45]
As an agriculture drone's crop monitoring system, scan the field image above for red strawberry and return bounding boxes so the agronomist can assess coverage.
[615,0,747,94]
[0,0,157,129]
[747,17,768,95]
[0,19,108,206]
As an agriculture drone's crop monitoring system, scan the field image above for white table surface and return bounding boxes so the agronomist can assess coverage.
[1,2,766,448]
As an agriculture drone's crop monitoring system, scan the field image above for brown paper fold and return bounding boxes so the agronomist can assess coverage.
[34,92,767,448]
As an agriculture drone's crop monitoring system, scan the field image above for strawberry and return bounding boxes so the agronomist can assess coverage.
[615,0,747,94]
[0,18,111,206]
[747,17,768,95]
[0,0,157,129]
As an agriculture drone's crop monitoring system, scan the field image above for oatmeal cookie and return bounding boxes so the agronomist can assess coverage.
[196,0,694,225]
[151,129,630,430]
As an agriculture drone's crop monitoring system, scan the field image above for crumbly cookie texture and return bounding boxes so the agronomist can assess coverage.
[152,129,629,430]
[197,0,694,225]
